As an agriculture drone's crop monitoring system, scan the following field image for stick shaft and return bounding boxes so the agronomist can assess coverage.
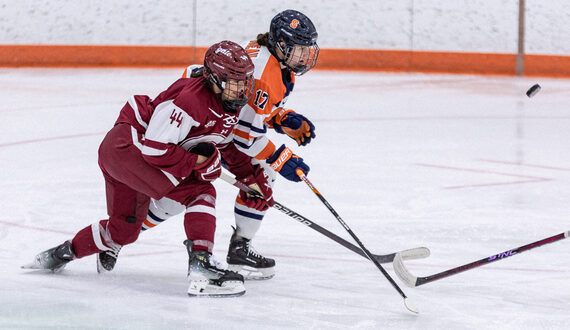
[415,231,568,286]
[221,172,388,261]
[297,171,409,300]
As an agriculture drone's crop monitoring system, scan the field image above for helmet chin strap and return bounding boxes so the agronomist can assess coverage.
[214,87,243,114]
[208,79,223,95]
[273,42,307,74]
[270,42,288,68]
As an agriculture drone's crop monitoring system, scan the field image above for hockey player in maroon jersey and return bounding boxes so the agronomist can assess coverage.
[23,40,256,297]
[101,10,319,280]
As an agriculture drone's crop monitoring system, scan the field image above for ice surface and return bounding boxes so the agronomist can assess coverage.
[1,68,569,329]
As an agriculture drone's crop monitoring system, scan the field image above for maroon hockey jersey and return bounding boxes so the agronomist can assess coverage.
[115,77,239,185]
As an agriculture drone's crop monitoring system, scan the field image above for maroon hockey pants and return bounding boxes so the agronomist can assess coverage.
[158,180,218,252]
[72,124,176,258]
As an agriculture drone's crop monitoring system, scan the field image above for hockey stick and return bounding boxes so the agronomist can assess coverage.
[220,172,429,264]
[296,170,419,314]
[393,230,569,288]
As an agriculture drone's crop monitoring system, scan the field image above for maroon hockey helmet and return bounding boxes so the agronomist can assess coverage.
[203,41,255,113]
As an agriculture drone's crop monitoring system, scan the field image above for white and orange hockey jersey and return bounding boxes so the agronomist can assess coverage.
[183,40,295,161]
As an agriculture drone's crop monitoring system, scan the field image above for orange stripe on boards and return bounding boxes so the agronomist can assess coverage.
[525,54,570,77]
[317,49,518,75]
[410,51,516,75]
[0,45,208,67]
[0,45,569,77]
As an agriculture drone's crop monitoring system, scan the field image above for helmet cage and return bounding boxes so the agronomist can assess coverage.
[203,41,255,113]
[276,42,319,76]
[220,75,255,113]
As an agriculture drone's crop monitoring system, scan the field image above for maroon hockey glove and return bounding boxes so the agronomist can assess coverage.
[190,142,221,182]
[238,165,274,211]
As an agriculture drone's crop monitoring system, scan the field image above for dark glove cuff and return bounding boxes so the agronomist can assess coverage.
[266,144,286,164]
[273,123,285,134]
[190,142,215,157]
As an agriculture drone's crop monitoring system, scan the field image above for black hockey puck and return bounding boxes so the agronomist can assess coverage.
[526,84,541,98]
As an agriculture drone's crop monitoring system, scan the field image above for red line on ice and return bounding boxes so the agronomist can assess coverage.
[415,163,552,189]
[479,159,570,172]
[0,219,73,235]
[0,132,104,148]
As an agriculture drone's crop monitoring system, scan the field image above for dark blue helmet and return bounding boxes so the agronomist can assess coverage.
[268,10,319,75]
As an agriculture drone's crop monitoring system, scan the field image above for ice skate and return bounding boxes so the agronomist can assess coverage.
[226,228,275,280]
[97,247,121,273]
[21,241,76,272]
[185,240,245,297]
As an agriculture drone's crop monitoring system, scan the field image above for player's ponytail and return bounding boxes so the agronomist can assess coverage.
[256,33,270,47]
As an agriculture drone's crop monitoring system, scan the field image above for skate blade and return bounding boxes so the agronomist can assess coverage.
[227,264,275,280]
[21,262,65,273]
[187,290,246,298]
[21,262,42,270]
[187,280,246,298]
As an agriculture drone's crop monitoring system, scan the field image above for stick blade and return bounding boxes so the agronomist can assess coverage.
[393,252,419,288]
[399,247,430,261]
[404,297,419,314]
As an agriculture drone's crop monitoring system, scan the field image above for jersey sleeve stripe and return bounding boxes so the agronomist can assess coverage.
[130,126,144,150]
[254,140,276,160]
[128,96,149,129]
[233,128,253,141]
[233,139,250,149]
[161,169,180,186]
[141,145,167,156]
[141,138,168,156]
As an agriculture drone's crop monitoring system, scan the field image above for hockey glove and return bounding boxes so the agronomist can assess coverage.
[237,165,274,211]
[273,110,315,146]
[266,144,310,182]
[190,142,221,182]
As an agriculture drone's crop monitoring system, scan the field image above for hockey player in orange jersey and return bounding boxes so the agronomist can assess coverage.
[99,9,320,281]
[219,10,319,279]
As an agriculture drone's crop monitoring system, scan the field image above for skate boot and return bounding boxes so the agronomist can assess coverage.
[185,240,245,297]
[97,247,121,273]
[21,241,76,272]
[226,228,275,280]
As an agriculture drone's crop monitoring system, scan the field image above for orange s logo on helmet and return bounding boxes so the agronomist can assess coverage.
[290,19,300,29]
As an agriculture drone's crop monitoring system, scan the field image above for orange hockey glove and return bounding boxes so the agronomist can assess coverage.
[273,109,315,146]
